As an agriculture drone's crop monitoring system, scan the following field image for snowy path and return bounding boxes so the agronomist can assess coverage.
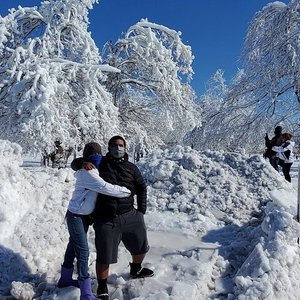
[53,229,220,300]
[108,231,220,299]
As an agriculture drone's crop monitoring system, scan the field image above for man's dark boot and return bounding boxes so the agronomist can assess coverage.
[129,262,154,279]
[96,278,109,300]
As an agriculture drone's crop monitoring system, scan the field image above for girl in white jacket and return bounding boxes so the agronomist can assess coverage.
[272,133,295,182]
[58,142,130,300]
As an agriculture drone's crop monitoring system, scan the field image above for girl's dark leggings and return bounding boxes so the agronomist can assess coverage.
[282,163,292,182]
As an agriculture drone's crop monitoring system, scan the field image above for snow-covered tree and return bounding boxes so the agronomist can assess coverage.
[187,0,300,154]
[102,19,200,153]
[228,0,300,124]
[184,70,233,151]
[185,70,275,154]
[0,0,120,155]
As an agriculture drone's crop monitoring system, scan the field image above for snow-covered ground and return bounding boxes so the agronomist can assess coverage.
[1,141,300,300]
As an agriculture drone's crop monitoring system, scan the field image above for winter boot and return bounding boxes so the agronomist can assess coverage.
[129,262,154,279]
[79,278,98,300]
[96,279,109,300]
[57,266,79,288]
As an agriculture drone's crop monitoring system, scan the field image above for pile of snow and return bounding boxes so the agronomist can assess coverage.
[0,141,28,241]
[139,146,300,298]
[0,140,74,297]
[0,140,23,164]
[234,201,300,299]
[1,141,300,299]
[139,146,286,225]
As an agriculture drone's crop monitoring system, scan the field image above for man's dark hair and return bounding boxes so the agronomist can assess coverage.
[83,142,102,158]
[274,126,283,135]
[108,135,126,149]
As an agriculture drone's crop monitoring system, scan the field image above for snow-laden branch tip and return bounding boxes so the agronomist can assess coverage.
[45,58,120,73]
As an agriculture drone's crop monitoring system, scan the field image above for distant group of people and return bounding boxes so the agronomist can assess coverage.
[264,125,295,182]
[42,141,74,169]
[57,136,153,300]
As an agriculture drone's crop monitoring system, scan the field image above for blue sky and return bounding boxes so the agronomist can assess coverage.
[0,0,289,95]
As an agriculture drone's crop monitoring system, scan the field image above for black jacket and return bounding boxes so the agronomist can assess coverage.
[264,135,284,158]
[71,153,147,217]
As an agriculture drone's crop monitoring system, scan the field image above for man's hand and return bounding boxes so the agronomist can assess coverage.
[82,162,96,170]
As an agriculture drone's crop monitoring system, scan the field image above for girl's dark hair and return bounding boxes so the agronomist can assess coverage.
[83,142,102,158]
[283,133,293,140]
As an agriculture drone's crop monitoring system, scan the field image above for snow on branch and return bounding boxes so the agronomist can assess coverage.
[0,0,120,155]
[102,18,199,151]
[226,0,300,134]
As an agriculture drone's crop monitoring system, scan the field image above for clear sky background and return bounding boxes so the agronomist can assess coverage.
[0,0,289,96]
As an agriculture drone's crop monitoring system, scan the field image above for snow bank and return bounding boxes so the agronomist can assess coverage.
[0,140,74,297]
[138,146,300,299]
[234,201,300,299]
[138,146,287,226]
[0,143,299,299]
[0,140,28,241]
[0,139,23,164]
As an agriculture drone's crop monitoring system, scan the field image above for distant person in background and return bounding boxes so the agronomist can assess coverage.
[272,133,295,182]
[49,141,74,168]
[49,141,67,168]
[58,142,130,300]
[264,126,284,171]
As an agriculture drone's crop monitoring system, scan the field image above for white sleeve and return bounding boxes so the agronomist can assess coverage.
[272,146,282,153]
[272,143,292,153]
[78,170,131,198]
